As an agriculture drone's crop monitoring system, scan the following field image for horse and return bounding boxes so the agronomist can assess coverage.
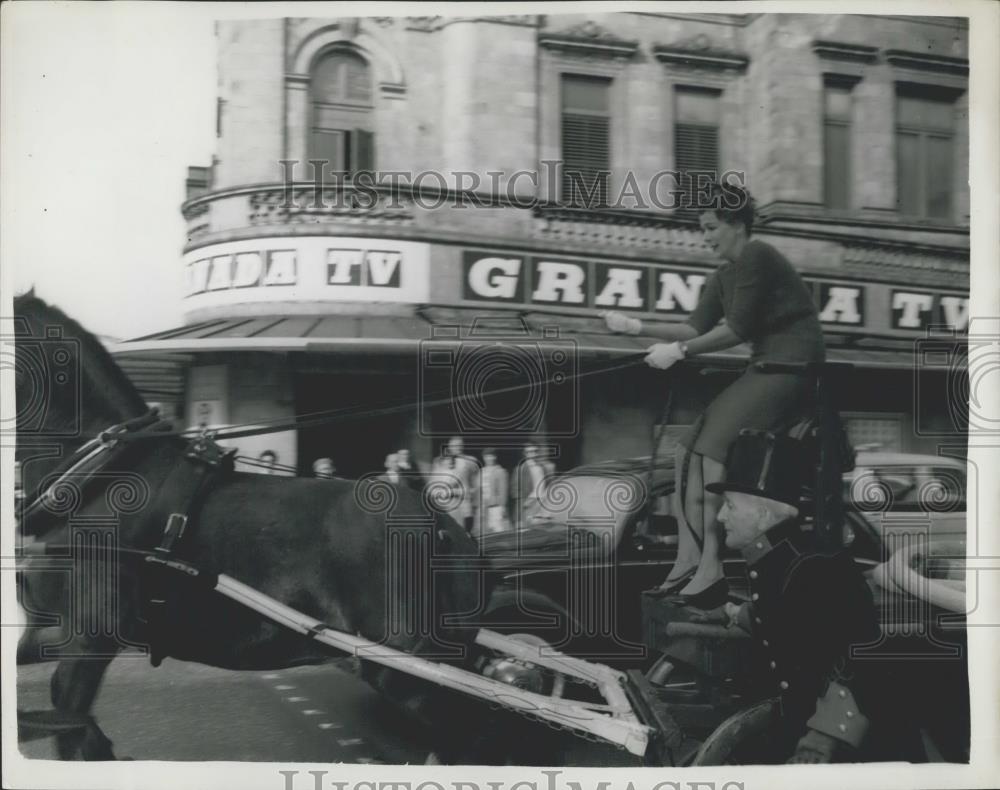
[13,294,495,761]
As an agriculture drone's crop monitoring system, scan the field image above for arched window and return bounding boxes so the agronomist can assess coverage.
[309,49,375,175]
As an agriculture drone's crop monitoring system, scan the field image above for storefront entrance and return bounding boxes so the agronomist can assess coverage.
[293,361,414,479]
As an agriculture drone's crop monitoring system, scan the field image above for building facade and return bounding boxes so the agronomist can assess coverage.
[116,12,970,477]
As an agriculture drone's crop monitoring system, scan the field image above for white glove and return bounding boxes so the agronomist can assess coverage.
[601,310,642,335]
[644,342,685,370]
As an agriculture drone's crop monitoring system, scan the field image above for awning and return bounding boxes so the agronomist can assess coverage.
[112,309,920,370]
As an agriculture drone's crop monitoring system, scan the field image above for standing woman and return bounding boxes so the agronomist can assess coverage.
[603,183,825,608]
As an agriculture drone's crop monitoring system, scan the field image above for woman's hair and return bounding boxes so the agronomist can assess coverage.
[702,181,755,235]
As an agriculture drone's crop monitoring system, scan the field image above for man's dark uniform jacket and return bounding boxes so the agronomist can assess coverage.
[733,518,924,762]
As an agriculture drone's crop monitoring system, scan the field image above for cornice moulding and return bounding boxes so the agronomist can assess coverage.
[884,49,969,76]
[652,44,749,72]
[811,40,879,63]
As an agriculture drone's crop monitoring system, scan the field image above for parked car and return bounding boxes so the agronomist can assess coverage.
[842,450,967,544]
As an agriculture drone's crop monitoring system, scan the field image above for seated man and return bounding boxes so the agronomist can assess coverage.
[698,430,922,764]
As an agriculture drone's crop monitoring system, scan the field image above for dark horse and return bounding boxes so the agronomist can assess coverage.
[14,294,492,761]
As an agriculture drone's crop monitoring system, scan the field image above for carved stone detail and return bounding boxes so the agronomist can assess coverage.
[182,201,209,221]
[406,16,441,32]
[533,208,711,256]
[248,186,415,226]
[539,20,639,59]
[842,244,969,287]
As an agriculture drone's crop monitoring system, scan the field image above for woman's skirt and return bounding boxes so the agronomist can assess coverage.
[679,367,812,463]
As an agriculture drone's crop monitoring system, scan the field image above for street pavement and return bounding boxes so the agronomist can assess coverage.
[16,653,639,766]
[17,654,428,764]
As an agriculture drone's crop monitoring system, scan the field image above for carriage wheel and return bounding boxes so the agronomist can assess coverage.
[690,699,781,765]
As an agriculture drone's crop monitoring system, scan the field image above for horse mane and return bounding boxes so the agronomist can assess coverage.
[14,293,148,421]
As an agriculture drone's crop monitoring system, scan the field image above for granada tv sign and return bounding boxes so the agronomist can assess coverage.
[462,250,969,335]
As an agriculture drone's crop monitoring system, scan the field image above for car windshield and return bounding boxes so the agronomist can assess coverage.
[844,465,966,512]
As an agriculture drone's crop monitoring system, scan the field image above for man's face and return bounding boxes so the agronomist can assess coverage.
[386,453,399,472]
[448,437,463,456]
[717,491,767,550]
[524,445,537,461]
[398,449,410,466]
[483,452,496,466]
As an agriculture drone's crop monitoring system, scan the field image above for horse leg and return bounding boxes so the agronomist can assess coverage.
[18,626,69,665]
[50,655,117,760]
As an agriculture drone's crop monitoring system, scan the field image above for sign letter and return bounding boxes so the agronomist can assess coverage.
[367,251,402,288]
[939,296,970,332]
[532,261,586,304]
[892,291,934,329]
[655,272,705,313]
[595,268,644,309]
[819,286,863,325]
[327,249,363,285]
[264,250,297,286]
[467,257,522,299]
[232,253,264,288]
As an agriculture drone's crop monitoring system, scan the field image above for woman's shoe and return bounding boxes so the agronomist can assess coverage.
[661,569,698,595]
[643,568,695,599]
[677,578,729,610]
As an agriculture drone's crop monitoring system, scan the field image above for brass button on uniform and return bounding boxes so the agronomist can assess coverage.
[779,681,789,690]
[762,639,769,647]
[839,724,847,733]
[755,616,762,624]
[838,690,847,699]
[751,593,759,601]
[846,711,854,718]
[749,570,759,580]
[769,661,777,669]
[755,542,764,550]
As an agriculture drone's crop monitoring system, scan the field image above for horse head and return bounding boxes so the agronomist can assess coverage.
[12,293,148,517]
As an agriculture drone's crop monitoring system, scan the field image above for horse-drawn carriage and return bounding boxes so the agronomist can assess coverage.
[12,295,968,765]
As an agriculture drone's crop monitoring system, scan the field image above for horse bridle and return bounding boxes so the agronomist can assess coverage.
[18,410,170,528]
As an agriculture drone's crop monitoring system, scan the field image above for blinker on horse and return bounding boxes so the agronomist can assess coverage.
[14,295,489,760]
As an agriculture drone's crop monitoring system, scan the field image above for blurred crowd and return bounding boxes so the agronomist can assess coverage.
[252,438,558,537]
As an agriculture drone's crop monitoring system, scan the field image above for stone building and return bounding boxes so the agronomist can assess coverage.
[116,12,970,476]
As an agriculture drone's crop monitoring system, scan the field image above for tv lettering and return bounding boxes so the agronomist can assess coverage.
[327,249,402,288]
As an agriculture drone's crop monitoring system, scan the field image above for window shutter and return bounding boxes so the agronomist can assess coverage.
[560,74,611,207]
[824,122,850,209]
[673,86,721,213]
[674,123,719,210]
[352,128,375,173]
[311,129,347,173]
[561,113,610,206]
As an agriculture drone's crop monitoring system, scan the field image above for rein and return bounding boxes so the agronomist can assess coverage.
[81,351,653,446]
